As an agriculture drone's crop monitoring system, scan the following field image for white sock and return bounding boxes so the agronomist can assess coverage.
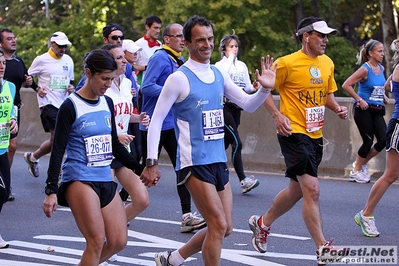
[259,216,270,229]
[30,153,39,162]
[168,250,185,266]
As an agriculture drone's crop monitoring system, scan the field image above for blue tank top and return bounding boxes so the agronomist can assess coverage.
[357,63,386,105]
[391,80,399,119]
[61,93,113,182]
[173,65,227,170]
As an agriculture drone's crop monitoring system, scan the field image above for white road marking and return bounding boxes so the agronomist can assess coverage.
[57,209,311,241]
[0,259,59,266]
[2,211,314,265]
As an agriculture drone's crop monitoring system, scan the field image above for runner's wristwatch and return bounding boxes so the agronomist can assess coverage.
[45,186,56,196]
[146,158,158,166]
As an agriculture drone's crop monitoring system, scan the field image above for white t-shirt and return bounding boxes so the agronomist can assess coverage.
[105,74,133,134]
[135,37,162,79]
[28,52,74,109]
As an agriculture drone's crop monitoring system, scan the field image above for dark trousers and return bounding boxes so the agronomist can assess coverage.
[141,129,192,214]
[224,103,245,181]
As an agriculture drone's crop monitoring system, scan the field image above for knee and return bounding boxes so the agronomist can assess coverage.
[136,195,149,212]
[303,186,320,202]
[363,139,374,151]
[107,234,127,253]
[8,142,17,153]
[374,139,386,152]
[209,217,229,238]
[225,223,233,237]
[236,139,242,151]
[87,235,106,254]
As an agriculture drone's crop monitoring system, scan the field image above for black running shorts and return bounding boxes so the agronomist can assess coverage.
[278,133,323,182]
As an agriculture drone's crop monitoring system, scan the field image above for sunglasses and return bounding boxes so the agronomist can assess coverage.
[110,35,125,41]
[166,34,184,39]
[313,32,328,39]
[56,44,68,49]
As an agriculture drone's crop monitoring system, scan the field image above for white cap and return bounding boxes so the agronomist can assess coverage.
[50,31,72,46]
[296,21,337,36]
[122,39,142,54]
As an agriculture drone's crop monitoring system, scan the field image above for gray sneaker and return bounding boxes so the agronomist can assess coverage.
[155,251,172,266]
[349,170,370,183]
[240,175,260,194]
[248,215,270,253]
[24,152,39,178]
[180,212,206,233]
[354,211,379,237]
[352,161,370,179]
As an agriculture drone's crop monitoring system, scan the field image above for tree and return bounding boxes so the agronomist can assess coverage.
[380,0,398,76]
[0,0,396,95]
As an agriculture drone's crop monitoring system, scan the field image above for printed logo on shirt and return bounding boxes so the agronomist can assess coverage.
[80,120,97,130]
[105,115,111,128]
[63,65,69,72]
[309,65,323,85]
[196,99,209,108]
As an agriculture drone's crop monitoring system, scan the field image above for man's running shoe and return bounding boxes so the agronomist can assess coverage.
[354,211,379,237]
[317,240,347,265]
[24,152,39,177]
[349,170,370,183]
[248,215,270,253]
[180,212,206,233]
[155,251,172,266]
[0,234,9,249]
[240,175,260,194]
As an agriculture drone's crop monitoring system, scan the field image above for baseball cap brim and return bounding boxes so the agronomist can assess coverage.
[53,39,72,46]
[122,40,142,54]
[296,21,337,36]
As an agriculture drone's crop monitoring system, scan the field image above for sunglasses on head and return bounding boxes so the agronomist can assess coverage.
[110,35,125,41]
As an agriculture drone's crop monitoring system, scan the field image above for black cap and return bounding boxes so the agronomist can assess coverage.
[102,23,124,38]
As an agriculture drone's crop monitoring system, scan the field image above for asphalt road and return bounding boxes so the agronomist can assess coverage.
[1,151,398,265]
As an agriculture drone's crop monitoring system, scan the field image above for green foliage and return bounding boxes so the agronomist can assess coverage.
[325,36,359,96]
[0,0,394,92]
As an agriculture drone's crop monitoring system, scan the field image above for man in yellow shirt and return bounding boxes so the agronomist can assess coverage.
[248,16,348,265]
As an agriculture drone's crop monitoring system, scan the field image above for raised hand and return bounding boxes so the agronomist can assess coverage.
[255,55,277,89]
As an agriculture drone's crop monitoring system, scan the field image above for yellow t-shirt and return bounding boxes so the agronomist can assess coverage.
[274,50,338,139]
